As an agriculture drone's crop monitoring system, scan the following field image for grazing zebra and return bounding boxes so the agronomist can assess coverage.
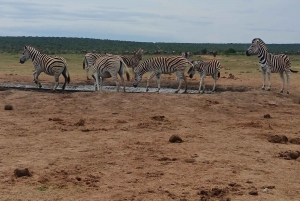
[246,38,298,94]
[188,60,221,93]
[19,46,70,90]
[92,55,130,92]
[133,56,193,93]
[83,48,143,80]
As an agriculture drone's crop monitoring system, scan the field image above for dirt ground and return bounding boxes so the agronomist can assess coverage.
[1,71,300,201]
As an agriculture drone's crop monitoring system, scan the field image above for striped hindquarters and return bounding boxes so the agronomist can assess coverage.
[93,55,123,75]
[196,60,221,75]
[37,54,66,75]
[83,53,106,69]
[268,53,291,73]
[136,56,191,74]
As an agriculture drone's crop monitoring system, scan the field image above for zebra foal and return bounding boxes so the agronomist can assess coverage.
[19,46,70,90]
[188,60,221,93]
[133,56,193,93]
[92,55,130,92]
[246,38,298,94]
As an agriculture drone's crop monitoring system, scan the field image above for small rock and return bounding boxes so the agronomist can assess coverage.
[290,138,300,145]
[169,135,183,143]
[264,114,271,118]
[249,191,258,196]
[268,135,288,144]
[4,105,13,110]
[14,168,31,177]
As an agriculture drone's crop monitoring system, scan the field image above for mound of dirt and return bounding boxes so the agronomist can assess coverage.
[14,168,31,177]
[198,187,230,201]
[279,151,300,160]
[290,138,300,145]
[169,135,183,143]
[4,104,13,110]
[74,119,86,126]
[268,135,288,144]
[151,116,165,121]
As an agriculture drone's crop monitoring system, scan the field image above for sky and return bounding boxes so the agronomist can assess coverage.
[0,0,299,44]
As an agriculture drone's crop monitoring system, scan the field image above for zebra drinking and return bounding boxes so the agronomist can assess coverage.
[92,55,130,92]
[19,46,70,90]
[83,48,143,80]
[187,60,221,93]
[133,56,193,93]
[246,38,298,94]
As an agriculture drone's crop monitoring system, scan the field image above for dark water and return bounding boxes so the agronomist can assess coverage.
[0,83,219,94]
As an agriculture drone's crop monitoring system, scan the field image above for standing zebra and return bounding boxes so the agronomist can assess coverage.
[133,56,193,93]
[92,55,130,92]
[19,46,70,90]
[120,48,143,74]
[246,38,298,94]
[188,60,221,93]
[181,52,191,61]
[83,48,143,80]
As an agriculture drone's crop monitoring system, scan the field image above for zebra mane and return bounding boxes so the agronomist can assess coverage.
[252,38,269,52]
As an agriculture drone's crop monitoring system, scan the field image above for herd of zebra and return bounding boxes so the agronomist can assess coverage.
[19,38,298,94]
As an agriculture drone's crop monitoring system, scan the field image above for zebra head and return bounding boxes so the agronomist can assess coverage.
[187,66,196,78]
[19,46,31,64]
[246,38,267,56]
[133,72,142,88]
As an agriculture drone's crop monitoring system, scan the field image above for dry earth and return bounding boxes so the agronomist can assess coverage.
[1,71,300,201]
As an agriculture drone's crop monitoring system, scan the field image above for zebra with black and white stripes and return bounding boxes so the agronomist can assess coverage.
[120,48,143,73]
[181,52,191,61]
[92,55,130,92]
[246,38,298,94]
[83,48,143,80]
[133,56,193,93]
[187,60,221,93]
[19,46,70,90]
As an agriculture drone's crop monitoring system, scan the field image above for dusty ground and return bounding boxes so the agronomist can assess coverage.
[1,70,300,201]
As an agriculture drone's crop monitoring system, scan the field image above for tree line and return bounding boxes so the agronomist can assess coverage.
[0,36,300,55]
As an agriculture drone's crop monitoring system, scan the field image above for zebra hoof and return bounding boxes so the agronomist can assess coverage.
[262,87,265,90]
[267,88,271,91]
[287,91,289,94]
[174,91,179,94]
[280,90,283,93]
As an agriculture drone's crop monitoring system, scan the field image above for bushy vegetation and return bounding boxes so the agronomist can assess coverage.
[0,36,300,55]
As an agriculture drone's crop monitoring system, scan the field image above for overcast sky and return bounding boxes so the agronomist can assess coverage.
[0,0,299,43]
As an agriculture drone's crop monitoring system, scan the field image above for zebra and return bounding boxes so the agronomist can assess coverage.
[187,60,221,93]
[92,55,130,92]
[181,52,191,61]
[246,38,298,94]
[83,48,143,80]
[19,46,70,90]
[133,56,193,93]
[120,48,143,73]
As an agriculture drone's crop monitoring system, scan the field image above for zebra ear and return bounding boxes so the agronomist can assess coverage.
[24,46,28,49]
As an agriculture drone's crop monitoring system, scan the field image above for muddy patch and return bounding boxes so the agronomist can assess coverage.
[268,135,288,144]
[279,151,300,160]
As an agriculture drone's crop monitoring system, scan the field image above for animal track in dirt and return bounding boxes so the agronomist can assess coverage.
[268,135,288,144]
[279,151,300,160]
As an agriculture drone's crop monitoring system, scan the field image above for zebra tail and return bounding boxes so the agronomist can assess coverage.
[121,59,130,81]
[66,67,71,83]
[290,69,298,73]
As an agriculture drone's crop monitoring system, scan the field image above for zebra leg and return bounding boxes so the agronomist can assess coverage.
[146,72,156,92]
[199,74,205,94]
[112,75,120,92]
[212,74,217,92]
[156,74,161,92]
[261,66,266,90]
[286,70,290,94]
[86,66,91,80]
[266,68,271,91]
[119,73,126,92]
[279,72,285,93]
[93,71,100,91]
[34,70,42,88]
[182,73,188,93]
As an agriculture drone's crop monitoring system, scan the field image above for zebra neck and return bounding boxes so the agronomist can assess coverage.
[29,50,40,62]
[258,50,267,65]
